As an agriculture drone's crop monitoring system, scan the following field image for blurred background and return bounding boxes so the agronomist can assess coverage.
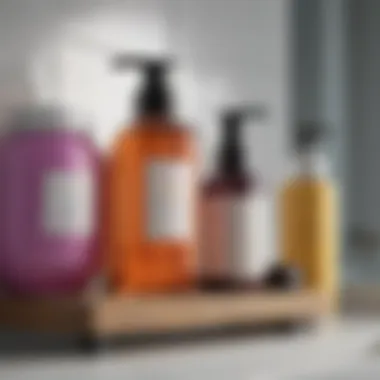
[2,0,380,378]
[0,0,347,276]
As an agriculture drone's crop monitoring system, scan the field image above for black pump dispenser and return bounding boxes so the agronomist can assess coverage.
[295,121,327,152]
[113,55,173,116]
[218,106,266,175]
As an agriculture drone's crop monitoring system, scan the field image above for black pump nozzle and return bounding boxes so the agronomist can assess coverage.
[295,121,328,152]
[219,105,267,175]
[222,105,267,144]
[112,54,173,116]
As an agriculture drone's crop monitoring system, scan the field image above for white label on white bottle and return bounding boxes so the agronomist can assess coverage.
[146,160,192,240]
[42,170,95,237]
[230,193,271,280]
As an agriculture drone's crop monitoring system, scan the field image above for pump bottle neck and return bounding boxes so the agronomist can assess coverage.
[297,149,330,178]
[218,143,246,176]
[137,80,171,117]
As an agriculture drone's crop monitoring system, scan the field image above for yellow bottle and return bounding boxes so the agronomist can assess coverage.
[280,122,339,308]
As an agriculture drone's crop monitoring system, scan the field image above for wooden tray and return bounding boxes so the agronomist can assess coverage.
[0,290,328,339]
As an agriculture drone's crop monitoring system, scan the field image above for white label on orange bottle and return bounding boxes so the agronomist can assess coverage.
[230,193,271,280]
[42,170,95,237]
[146,160,192,240]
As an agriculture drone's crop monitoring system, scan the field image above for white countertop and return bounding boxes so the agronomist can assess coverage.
[1,318,380,380]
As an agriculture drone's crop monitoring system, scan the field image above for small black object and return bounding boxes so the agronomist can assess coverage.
[264,263,302,290]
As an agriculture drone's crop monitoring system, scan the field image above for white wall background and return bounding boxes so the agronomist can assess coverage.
[0,0,290,175]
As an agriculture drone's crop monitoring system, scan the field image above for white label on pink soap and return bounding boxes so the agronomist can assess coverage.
[42,170,95,237]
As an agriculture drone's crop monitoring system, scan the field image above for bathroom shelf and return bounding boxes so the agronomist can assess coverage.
[0,290,328,340]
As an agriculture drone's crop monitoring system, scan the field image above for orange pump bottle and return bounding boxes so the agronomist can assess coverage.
[106,56,198,293]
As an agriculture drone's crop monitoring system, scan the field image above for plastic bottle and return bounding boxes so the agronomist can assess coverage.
[106,55,198,293]
[200,106,270,290]
[1,104,100,295]
[280,122,338,307]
